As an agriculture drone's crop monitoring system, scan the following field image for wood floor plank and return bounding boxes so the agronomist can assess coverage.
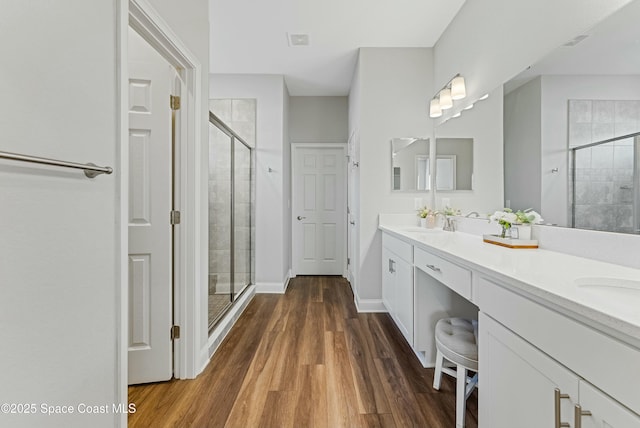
[360,413,397,428]
[128,276,478,428]
[223,331,283,428]
[258,390,297,428]
[374,357,430,427]
[344,317,391,414]
[324,330,362,428]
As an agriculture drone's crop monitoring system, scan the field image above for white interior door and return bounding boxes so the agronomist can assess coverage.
[127,29,174,384]
[292,145,346,275]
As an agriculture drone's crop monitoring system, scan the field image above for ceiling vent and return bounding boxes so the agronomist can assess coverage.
[287,33,310,47]
[563,35,589,47]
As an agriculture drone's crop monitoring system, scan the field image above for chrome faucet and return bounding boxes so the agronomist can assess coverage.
[443,216,456,232]
[465,211,480,218]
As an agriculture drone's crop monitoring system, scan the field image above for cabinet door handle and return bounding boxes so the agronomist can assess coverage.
[574,404,592,428]
[389,259,395,273]
[554,388,570,428]
[426,264,441,273]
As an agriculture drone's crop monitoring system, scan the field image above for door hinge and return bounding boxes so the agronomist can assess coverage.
[347,257,351,266]
[170,210,181,225]
[170,95,181,110]
[171,325,181,340]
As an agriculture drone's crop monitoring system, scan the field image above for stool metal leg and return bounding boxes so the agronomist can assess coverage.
[433,349,444,390]
[456,365,467,428]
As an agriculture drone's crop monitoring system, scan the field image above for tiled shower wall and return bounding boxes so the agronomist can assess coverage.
[569,100,640,147]
[569,100,638,233]
[208,99,256,294]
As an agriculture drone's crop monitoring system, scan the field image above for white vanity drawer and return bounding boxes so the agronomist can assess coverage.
[382,232,413,262]
[414,247,471,299]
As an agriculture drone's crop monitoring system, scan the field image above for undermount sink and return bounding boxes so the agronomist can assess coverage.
[400,226,444,233]
[575,277,640,290]
[575,277,640,302]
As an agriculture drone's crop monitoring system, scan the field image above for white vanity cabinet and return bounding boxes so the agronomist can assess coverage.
[479,312,580,427]
[479,277,640,428]
[381,233,414,346]
[378,224,640,428]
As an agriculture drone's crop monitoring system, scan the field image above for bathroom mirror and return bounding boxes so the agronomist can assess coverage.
[503,0,640,234]
[390,137,430,191]
[435,138,473,191]
[390,137,475,192]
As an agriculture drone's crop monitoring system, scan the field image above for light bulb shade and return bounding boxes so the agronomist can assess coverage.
[429,98,442,118]
[451,76,466,100]
[439,88,453,110]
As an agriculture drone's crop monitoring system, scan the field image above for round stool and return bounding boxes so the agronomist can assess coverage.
[432,317,478,428]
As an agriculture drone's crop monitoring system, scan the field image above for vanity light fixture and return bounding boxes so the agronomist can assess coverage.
[450,75,466,100]
[439,88,453,110]
[429,73,466,118]
[429,98,442,118]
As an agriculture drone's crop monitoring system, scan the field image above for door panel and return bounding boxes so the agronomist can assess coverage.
[293,146,346,275]
[128,28,174,385]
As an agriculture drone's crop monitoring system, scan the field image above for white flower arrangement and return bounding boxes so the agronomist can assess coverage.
[442,206,461,217]
[490,208,543,237]
[417,207,436,218]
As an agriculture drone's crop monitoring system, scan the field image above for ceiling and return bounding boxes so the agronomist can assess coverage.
[505,0,640,93]
[209,0,466,96]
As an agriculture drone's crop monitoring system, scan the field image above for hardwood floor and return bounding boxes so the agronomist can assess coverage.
[129,276,478,427]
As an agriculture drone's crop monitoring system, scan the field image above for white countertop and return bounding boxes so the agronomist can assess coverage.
[379,224,640,345]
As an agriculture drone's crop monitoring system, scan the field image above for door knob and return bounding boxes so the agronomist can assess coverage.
[297,216,306,220]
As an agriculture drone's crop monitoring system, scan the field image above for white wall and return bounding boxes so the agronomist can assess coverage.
[209,74,290,290]
[289,96,349,143]
[434,86,504,215]
[0,2,118,427]
[504,77,542,213]
[433,0,632,122]
[350,48,434,305]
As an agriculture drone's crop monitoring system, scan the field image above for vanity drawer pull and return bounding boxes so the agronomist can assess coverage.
[426,264,441,273]
[415,247,472,300]
[554,388,570,428]
[574,405,592,428]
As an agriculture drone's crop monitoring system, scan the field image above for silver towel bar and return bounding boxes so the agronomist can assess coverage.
[0,150,113,178]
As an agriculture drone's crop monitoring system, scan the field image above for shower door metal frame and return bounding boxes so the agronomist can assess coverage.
[208,112,253,332]
[570,131,640,233]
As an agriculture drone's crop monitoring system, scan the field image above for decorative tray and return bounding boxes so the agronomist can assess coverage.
[482,234,538,249]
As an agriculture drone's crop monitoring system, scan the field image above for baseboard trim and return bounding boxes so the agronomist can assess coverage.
[354,296,387,313]
[202,285,256,372]
[255,274,290,294]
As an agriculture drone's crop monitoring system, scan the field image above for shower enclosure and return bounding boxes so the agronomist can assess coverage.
[208,112,254,331]
[570,132,640,234]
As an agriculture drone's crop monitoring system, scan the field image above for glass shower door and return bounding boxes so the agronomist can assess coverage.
[208,111,254,332]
